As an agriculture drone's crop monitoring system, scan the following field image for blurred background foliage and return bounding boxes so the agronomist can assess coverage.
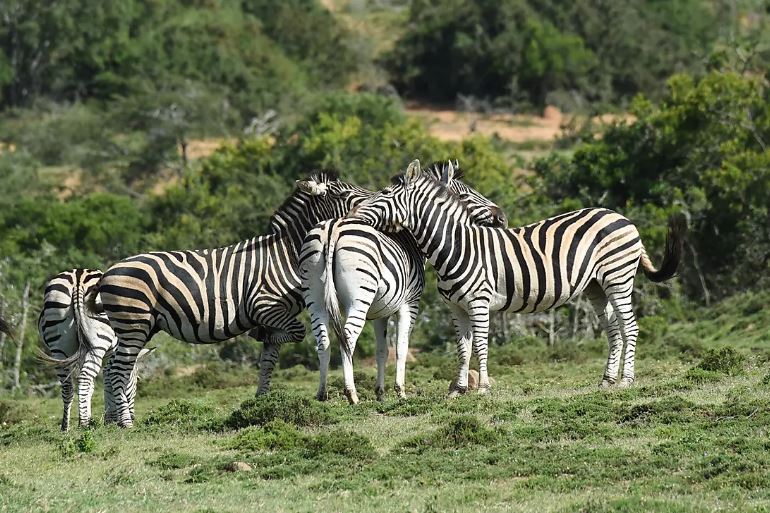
[0,0,768,389]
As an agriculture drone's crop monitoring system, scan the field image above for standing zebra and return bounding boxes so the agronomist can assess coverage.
[90,172,372,427]
[299,161,507,404]
[350,160,685,394]
[38,269,153,430]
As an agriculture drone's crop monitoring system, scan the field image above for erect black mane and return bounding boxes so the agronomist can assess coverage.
[268,169,342,231]
[389,164,473,216]
[425,159,465,181]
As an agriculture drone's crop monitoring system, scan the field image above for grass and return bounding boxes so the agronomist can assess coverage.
[1,304,769,512]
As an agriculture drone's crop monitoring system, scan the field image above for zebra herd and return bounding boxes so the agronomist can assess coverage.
[20,159,682,430]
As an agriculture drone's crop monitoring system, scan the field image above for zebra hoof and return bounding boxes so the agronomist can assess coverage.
[375,387,385,402]
[394,387,406,400]
[447,385,467,399]
[618,378,635,388]
[117,419,134,429]
[599,380,614,388]
[60,422,70,433]
[255,387,270,397]
[477,384,491,395]
[316,389,328,402]
[344,389,359,405]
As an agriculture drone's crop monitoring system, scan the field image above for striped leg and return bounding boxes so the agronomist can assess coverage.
[76,346,107,428]
[59,370,75,432]
[109,334,148,428]
[340,300,372,405]
[587,283,623,387]
[468,300,491,393]
[103,353,118,424]
[394,302,418,399]
[257,341,281,395]
[255,317,305,395]
[312,315,333,402]
[448,304,472,398]
[606,284,639,387]
[373,318,388,401]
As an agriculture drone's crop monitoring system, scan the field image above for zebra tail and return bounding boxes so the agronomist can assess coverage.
[323,221,350,357]
[640,213,687,283]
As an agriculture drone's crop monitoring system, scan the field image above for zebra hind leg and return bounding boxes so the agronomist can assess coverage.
[77,347,106,428]
[394,302,418,399]
[59,370,75,432]
[586,282,623,388]
[373,318,388,401]
[309,311,333,401]
[605,284,639,387]
[340,305,370,405]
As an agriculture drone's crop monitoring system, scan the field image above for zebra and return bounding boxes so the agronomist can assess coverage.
[349,160,685,395]
[38,269,154,430]
[88,171,373,427]
[299,161,507,404]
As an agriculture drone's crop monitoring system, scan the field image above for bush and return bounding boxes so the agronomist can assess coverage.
[143,400,219,430]
[224,390,334,430]
[404,415,499,451]
[696,348,746,376]
[224,420,305,452]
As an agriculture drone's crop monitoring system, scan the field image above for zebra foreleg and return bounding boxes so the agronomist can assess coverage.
[394,302,418,399]
[373,318,388,401]
[468,301,491,393]
[448,305,472,398]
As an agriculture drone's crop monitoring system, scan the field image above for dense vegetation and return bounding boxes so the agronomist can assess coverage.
[0,0,767,417]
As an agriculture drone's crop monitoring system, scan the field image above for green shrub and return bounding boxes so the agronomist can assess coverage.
[224,390,334,430]
[404,415,499,451]
[302,431,376,461]
[149,451,200,470]
[143,400,219,430]
[696,348,745,375]
[224,421,305,452]
[0,400,29,425]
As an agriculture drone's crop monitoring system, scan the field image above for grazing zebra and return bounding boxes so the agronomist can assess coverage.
[38,269,153,430]
[89,172,372,427]
[299,161,507,404]
[350,160,685,395]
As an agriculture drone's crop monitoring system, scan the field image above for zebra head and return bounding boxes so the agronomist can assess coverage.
[349,159,506,232]
[424,160,507,228]
[271,170,373,245]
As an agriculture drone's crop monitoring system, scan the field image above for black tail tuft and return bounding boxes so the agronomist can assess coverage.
[643,213,687,283]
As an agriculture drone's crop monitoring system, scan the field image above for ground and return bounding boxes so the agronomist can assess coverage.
[1,306,769,513]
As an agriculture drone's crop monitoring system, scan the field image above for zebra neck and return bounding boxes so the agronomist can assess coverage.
[410,202,469,274]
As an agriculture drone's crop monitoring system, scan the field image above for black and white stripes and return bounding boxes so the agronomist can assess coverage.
[299,161,506,404]
[350,160,685,394]
[90,172,372,427]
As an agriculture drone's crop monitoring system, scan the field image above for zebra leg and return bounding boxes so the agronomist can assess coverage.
[255,318,305,395]
[103,352,117,424]
[468,302,492,393]
[59,369,75,432]
[309,309,333,401]
[108,334,148,428]
[394,302,418,399]
[373,317,388,401]
[606,284,639,387]
[586,282,623,387]
[77,346,108,428]
[448,304,472,399]
[340,307,369,405]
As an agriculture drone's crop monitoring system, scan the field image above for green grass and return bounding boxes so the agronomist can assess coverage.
[1,303,769,512]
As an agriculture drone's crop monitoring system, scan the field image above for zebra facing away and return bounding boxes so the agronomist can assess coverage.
[299,161,507,404]
[350,160,685,395]
[38,269,153,431]
[90,172,373,427]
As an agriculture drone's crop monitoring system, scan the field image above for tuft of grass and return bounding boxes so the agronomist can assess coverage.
[403,415,499,451]
[302,431,376,461]
[143,399,220,430]
[223,420,305,452]
[57,431,96,458]
[148,451,200,470]
[696,347,745,375]
[224,390,334,430]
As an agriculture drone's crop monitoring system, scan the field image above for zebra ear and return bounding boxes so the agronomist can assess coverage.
[441,160,456,185]
[405,159,421,188]
[296,179,328,196]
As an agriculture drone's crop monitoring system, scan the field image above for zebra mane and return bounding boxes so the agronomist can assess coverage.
[389,168,474,216]
[269,169,341,229]
[424,159,465,181]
